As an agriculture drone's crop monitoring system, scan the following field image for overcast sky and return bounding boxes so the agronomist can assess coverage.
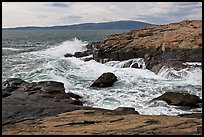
[2,2,202,28]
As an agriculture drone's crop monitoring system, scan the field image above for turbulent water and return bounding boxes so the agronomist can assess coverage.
[2,30,202,115]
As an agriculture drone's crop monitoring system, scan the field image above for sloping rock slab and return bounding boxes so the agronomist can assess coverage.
[2,109,202,135]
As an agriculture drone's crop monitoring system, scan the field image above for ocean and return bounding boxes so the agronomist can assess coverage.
[2,30,202,115]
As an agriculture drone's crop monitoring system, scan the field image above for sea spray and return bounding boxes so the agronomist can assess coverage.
[105,58,146,69]
[43,38,88,57]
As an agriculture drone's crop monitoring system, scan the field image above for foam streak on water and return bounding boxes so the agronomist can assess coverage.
[2,38,202,116]
[2,47,22,51]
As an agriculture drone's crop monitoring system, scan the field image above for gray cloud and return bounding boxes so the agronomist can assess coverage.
[59,16,82,21]
[175,2,201,6]
[175,2,202,11]
[50,2,73,8]
[131,2,202,24]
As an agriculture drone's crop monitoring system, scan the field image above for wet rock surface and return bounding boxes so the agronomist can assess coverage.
[90,72,117,87]
[2,78,89,130]
[113,107,139,115]
[152,92,202,107]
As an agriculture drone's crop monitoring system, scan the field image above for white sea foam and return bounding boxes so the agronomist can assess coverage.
[157,66,202,84]
[2,47,22,51]
[43,38,88,57]
[105,58,146,69]
[183,62,202,66]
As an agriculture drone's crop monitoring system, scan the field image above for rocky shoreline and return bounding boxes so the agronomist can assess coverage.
[2,20,202,135]
[2,76,202,135]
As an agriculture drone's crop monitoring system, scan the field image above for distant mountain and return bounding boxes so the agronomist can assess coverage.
[2,20,155,30]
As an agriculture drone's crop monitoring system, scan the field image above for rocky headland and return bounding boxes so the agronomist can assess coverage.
[2,20,202,135]
[68,19,202,74]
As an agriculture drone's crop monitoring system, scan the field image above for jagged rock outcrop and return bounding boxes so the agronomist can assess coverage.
[86,20,202,73]
[90,72,117,87]
[64,50,93,58]
[74,50,93,58]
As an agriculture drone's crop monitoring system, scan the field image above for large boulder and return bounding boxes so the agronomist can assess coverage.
[90,72,117,87]
[152,92,202,107]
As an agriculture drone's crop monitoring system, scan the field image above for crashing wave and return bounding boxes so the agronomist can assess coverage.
[105,58,146,69]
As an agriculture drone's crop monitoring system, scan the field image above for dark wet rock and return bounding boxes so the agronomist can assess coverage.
[74,51,89,58]
[2,78,93,129]
[2,78,29,98]
[178,113,202,119]
[82,56,94,62]
[2,92,12,98]
[33,81,65,93]
[92,48,106,62]
[67,92,82,100]
[90,72,117,87]
[117,48,137,61]
[144,53,152,62]
[152,92,201,107]
[2,78,28,90]
[74,50,92,58]
[92,47,154,63]
[15,81,70,99]
[63,98,83,106]
[150,60,187,74]
[64,53,73,57]
[113,107,139,115]
[131,63,140,68]
[144,49,202,73]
